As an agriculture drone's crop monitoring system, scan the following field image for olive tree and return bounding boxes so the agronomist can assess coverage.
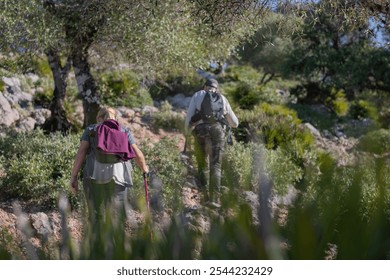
[266,1,390,95]
[0,0,273,129]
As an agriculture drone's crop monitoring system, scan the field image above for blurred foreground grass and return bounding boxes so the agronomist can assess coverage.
[0,152,389,260]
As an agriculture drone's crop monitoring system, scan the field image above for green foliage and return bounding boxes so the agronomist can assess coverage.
[282,2,390,95]
[150,102,184,132]
[0,129,80,208]
[224,64,262,83]
[238,103,313,150]
[350,99,379,121]
[267,147,304,195]
[0,79,4,92]
[356,89,390,129]
[285,155,390,259]
[238,12,299,78]
[325,88,349,117]
[98,70,153,108]
[288,103,337,130]
[222,65,294,108]
[149,72,203,100]
[224,141,305,195]
[229,81,262,110]
[138,138,187,210]
[357,129,390,155]
[33,88,53,108]
[0,54,39,74]
[290,83,350,117]
[223,142,254,190]
[236,103,316,193]
[33,58,52,77]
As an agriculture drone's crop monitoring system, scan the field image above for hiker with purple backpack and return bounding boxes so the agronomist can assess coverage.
[185,79,239,207]
[70,107,149,229]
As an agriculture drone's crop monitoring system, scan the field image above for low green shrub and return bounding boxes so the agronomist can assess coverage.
[224,64,262,83]
[223,142,254,190]
[0,54,39,74]
[222,65,292,108]
[149,73,202,100]
[136,138,187,210]
[350,99,379,121]
[150,102,185,133]
[238,103,313,151]
[288,103,337,131]
[267,147,304,195]
[223,142,306,195]
[285,155,390,259]
[98,70,153,108]
[229,81,262,110]
[0,129,80,208]
[34,58,52,77]
[325,88,349,117]
[357,129,390,155]
[291,83,349,117]
[33,87,53,108]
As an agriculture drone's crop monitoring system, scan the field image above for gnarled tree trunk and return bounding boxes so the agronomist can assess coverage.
[42,49,72,133]
[71,46,100,127]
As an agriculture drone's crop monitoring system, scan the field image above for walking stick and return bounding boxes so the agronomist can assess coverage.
[143,172,151,214]
[143,172,153,240]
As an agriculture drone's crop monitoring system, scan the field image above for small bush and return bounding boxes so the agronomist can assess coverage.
[350,100,379,121]
[289,103,337,131]
[33,88,53,108]
[267,147,304,195]
[0,54,39,74]
[223,65,292,108]
[229,82,262,110]
[0,129,80,208]
[34,59,52,77]
[223,142,254,190]
[98,70,153,108]
[238,103,313,150]
[149,73,202,100]
[325,88,349,117]
[151,102,185,132]
[224,64,262,83]
[223,142,306,195]
[357,129,390,155]
[291,83,349,117]
[138,138,187,210]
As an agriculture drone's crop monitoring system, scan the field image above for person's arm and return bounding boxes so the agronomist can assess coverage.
[224,100,239,128]
[132,143,148,174]
[70,140,89,193]
[184,92,199,135]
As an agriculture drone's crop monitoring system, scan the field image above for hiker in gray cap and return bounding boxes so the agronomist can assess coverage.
[185,78,238,206]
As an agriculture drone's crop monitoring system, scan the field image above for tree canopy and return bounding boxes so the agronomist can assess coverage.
[0,0,274,128]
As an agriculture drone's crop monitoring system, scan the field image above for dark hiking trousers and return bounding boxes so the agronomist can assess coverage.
[83,179,128,225]
[193,122,225,202]
[83,178,128,258]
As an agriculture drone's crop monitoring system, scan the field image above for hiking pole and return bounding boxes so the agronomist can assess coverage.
[143,172,151,214]
[183,136,187,154]
[143,172,153,240]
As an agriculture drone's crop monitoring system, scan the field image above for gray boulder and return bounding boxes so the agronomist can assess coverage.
[0,92,20,126]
